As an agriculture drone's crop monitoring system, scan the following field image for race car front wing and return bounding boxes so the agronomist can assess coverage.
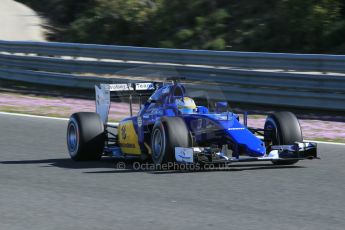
[174,142,318,164]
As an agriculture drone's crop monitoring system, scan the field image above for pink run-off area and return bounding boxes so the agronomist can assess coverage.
[246,117,345,142]
[0,92,138,121]
[0,92,344,142]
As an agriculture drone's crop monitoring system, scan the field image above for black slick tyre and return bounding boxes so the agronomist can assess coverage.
[151,117,191,166]
[264,112,302,165]
[67,112,105,161]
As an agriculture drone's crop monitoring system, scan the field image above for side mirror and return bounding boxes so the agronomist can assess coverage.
[149,99,162,105]
[165,103,179,115]
[165,103,178,109]
[215,102,228,113]
[196,106,209,114]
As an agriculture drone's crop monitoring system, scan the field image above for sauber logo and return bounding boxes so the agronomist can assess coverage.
[137,117,142,127]
[178,150,192,160]
[107,84,133,91]
[175,147,194,163]
[228,127,245,130]
[121,126,127,140]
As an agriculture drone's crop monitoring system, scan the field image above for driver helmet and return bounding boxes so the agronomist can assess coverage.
[175,97,196,114]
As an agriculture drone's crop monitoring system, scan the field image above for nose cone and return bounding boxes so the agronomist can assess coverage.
[224,120,266,157]
[247,143,266,156]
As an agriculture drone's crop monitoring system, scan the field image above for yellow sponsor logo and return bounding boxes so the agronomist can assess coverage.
[118,120,141,155]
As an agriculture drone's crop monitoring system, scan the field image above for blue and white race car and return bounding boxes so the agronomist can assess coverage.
[66,79,317,167]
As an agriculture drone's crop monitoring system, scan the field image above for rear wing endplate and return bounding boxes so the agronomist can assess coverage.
[95,83,159,124]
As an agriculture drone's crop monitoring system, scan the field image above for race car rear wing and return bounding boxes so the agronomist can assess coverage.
[95,82,159,124]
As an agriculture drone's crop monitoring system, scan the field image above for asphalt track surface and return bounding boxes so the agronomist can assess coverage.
[0,113,344,230]
[0,0,45,41]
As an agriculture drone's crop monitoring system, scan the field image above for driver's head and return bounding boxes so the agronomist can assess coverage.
[175,97,196,114]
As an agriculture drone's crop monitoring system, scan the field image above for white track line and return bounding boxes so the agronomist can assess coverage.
[0,111,119,125]
[255,136,345,146]
[0,111,344,145]
[0,111,69,121]
[304,140,345,146]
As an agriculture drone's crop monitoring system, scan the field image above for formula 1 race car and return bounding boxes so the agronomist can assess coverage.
[66,79,317,167]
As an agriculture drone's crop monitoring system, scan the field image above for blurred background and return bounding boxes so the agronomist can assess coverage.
[1,0,345,143]
[14,0,345,53]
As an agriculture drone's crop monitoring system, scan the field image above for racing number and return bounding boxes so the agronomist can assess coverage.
[121,126,127,140]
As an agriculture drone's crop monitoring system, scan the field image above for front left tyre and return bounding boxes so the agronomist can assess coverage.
[67,112,105,161]
[151,117,192,166]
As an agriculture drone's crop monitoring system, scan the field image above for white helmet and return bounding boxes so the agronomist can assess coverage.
[175,97,196,114]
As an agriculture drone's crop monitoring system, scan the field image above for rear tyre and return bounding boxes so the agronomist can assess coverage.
[151,117,191,166]
[264,112,302,165]
[67,112,105,161]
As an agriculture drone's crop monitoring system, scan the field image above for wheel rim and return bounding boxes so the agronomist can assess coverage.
[266,124,274,142]
[152,128,164,160]
[265,119,279,145]
[67,121,79,156]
